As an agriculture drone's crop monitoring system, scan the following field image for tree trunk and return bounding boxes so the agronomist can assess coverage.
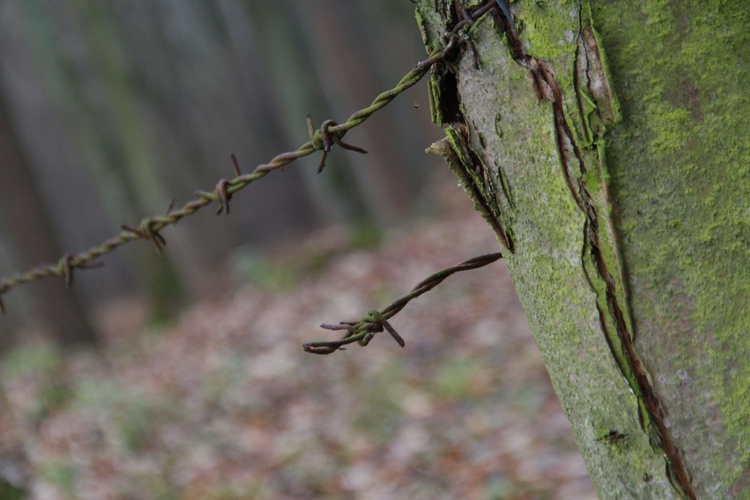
[415,1,749,497]
[0,86,97,347]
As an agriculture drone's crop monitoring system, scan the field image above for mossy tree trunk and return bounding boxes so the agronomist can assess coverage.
[414,1,749,497]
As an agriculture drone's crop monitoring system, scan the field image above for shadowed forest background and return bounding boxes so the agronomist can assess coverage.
[0,1,595,497]
[0,0,441,339]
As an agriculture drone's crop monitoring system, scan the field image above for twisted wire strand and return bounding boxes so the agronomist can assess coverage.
[304,253,503,354]
[0,1,502,313]
[0,55,437,305]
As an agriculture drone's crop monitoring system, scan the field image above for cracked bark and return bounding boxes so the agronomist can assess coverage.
[416,1,750,497]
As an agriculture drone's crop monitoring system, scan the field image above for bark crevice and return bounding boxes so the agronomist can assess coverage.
[488,7,696,498]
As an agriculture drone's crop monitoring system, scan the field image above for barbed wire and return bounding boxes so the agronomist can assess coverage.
[0,1,507,316]
[304,252,503,354]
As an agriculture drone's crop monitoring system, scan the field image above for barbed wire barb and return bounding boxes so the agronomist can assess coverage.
[0,1,504,313]
[304,252,503,355]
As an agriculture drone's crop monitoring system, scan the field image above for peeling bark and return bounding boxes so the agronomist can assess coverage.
[416,1,750,497]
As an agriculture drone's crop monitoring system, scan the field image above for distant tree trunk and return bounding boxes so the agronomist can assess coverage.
[416,1,749,497]
[0,92,97,347]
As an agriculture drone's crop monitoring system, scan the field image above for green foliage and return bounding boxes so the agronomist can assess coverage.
[39,462,77,495]
[229,248,298,292]
[0,343,73,424]
[433,358,485,401]
[0,342,61,378]
[347,220,384,251]
[352,360,407,443]
[0,480,26,500]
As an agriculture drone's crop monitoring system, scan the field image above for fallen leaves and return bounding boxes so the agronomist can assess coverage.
[0,176,595,498]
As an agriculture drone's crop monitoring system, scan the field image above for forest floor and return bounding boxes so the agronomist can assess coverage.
[0,173,596,499]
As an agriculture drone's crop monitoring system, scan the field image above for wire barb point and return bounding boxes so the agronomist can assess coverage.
[0,3,500,306]
[59,254,75,288]
[306,252,502,355]
[312,118,368,173]
[165,198,175,216]
[122,220,167,254]
[215,179,232,215]
[231,154,242,177]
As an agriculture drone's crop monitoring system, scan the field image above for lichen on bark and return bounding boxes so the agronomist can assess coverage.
[415,0,750,497]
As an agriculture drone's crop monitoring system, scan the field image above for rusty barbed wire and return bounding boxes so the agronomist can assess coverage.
[304,252,503,354]
[0,60,432,306]
[0,1,506,314]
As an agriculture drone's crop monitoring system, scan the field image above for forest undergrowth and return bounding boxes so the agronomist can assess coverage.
[0,171,595,499]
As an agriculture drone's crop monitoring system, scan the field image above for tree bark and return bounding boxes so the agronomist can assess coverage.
[415,1,749,497]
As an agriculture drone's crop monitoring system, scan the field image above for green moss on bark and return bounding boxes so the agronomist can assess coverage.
[591,1,750,494]
[415,0,750,496]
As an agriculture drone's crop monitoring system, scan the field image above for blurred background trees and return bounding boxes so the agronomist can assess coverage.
[0,0,442,346]
[0,4,599,497]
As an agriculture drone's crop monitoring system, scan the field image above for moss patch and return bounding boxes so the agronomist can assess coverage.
[591,0,750,493]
